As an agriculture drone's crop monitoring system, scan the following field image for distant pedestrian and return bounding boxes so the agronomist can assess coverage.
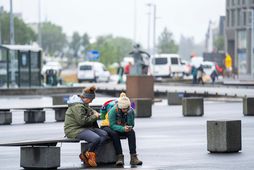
[117,63,124,84]
[64,85,109,167]
[191,66,198,84]
[210,70,218,84]
[124,62,132,75]
[197,65,204,84]
[224,53,232,78]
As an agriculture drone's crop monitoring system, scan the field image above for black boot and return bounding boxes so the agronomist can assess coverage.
[115,154,124,166]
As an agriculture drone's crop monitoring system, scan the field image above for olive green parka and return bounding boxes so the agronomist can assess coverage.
[64,95,98,139]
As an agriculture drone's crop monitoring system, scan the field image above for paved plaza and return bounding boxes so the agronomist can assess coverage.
[0,98,254,170]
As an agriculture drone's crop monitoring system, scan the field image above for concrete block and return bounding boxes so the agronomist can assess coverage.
[167,92,185,105]
[0,111,12,125]
[81,141,116,164]
[182,97,204,116]
[52,95,69,105]
[24,110,45,123]
[207,120,241,153]
[126,75,154,99]
[54,108,67,122]
[243,97,254,116]
[132,98,152,118]
[20,146,60,169]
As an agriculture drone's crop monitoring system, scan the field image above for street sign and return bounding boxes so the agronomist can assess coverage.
[86,50,100,61]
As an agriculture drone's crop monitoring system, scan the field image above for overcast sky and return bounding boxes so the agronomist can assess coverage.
[1,0,225,47]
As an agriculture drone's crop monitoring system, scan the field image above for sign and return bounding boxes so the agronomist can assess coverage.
[86,50,100,61]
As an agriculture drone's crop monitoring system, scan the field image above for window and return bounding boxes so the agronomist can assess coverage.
[154,58,167,65]
[237,9,241,26]
[243,11,247,26]
[227,0,231,6]
[227,10,230,27]
[171,58,179,65]
[80,65,92,70]
[231,9,235,26]
[242,0,246,5]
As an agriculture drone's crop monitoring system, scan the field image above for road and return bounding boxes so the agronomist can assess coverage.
[0,98,254,170]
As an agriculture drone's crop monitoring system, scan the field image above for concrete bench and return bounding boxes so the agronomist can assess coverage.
[243,97,254,116]
[0,136,125,169]
[0,109,12,125]
[182,97,204,116]
[207,120,241,153]
[167,92,185,105]
[132,98,152,118]
[0,105,101,125]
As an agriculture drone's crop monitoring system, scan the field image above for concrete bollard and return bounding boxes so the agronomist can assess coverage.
[207,120,241,153]
[20,146,60,169]
[52,95,69,105]
[167,92,185,105]
[243,97,254,116]
[182,97,204,116]
[24,109,45,123]
[0,110,12,125]
[132,98,152,118]
[54,107,67,122]
[81,141,116,164]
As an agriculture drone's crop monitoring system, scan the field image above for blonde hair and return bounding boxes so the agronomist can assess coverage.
[120,92,127,98]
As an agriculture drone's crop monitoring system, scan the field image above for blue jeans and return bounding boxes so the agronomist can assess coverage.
[77,128,109,152]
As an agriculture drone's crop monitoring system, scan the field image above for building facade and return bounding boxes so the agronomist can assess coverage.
[225,0,254,75]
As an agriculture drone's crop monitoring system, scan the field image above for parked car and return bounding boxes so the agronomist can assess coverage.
[41,61,62,76]
[180,59,192,76]
[150,54,185,78]
[77,61,110,82]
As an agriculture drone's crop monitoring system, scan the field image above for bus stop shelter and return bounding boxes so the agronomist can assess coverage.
[0,45,42,88]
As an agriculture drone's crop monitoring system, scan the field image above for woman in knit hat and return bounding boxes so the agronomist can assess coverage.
[101,92,142,166]
[64,85,108,167]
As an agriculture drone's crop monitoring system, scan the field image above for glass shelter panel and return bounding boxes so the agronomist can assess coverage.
[30,52,41,86]
[0,48,8,87]
[18,52,29,87]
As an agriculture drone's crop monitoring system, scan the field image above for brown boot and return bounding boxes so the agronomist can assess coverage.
[79,152,88,166]
[85,151,97,167]
[130,154,142,165]
[115,154,124,166]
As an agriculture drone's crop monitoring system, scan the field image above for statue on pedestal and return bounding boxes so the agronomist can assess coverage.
[129,44,150,75]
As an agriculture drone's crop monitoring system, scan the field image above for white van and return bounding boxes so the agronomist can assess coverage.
[150,54,184,78]
[77,62,111,83]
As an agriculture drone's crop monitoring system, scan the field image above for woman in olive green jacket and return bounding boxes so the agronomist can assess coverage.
[64,85,108,167]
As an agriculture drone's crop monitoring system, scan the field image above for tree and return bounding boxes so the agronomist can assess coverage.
[213,35,224,52]
[88,35,132,66]
[157,27,178,53]
[81,33,90,49]
[0,11,36,44]
[41,22,67,55]
[70,32,81,58]
[179,35,204,60]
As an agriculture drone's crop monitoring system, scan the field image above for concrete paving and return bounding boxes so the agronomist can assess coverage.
[0,99,254,170]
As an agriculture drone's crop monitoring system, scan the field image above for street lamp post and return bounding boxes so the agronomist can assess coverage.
[147,4,152,53]
[0,6,3,45]
[9,0,16,87]
[10,0,14,45]
[146,3,157,56]
[251,9,254,77]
